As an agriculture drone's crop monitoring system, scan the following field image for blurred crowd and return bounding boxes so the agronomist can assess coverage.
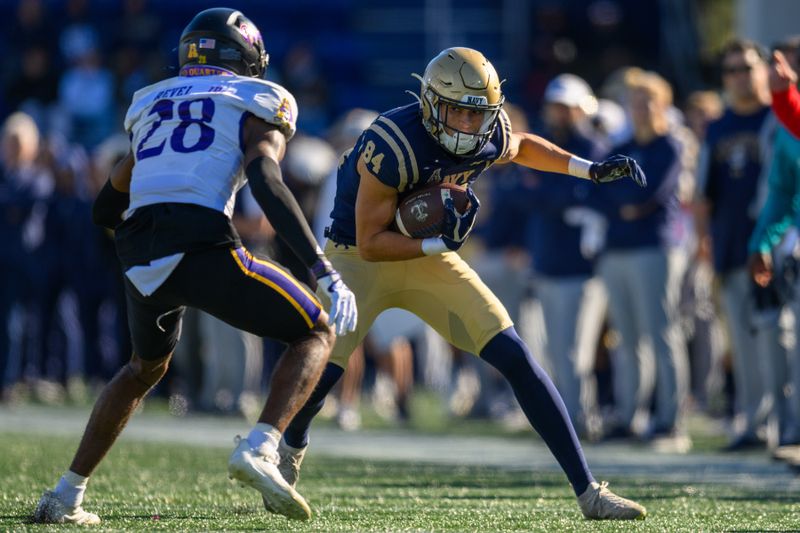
[3,0,800,464]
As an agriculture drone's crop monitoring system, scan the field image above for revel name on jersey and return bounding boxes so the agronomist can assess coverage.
[329,103,512,244]
[124,75,298,219]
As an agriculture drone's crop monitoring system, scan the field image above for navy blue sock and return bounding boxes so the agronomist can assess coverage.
[283,362,345,448]
[480,327,594,496]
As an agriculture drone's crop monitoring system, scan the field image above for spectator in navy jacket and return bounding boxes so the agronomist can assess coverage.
[520,74,605,434]
[595,70,692,450]
[695,39,783,451]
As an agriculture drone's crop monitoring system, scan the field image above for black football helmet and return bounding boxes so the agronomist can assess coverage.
[178,8,268,78]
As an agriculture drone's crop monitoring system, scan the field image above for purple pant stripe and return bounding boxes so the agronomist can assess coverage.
[234,248,322,326]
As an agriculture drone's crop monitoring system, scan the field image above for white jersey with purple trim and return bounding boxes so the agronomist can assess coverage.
[124,75,298,218]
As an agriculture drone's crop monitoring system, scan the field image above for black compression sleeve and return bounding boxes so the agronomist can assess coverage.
[245,156,324,269]
[92,179,130,229]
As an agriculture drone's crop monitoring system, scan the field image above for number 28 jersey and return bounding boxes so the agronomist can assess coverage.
[124,74,298,218]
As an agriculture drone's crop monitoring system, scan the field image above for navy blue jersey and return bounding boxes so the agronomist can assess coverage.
[698,106,775,273]
[522,130,600,277]
[476,163,530,250]
[597,130,690,251]
[328,102,512,244]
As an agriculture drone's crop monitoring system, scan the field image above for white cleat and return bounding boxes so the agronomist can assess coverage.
[278,439,308,489]
[577,481,647,520]
[228,436,312,520]
[33,490,100,525]
[263,440,309,514]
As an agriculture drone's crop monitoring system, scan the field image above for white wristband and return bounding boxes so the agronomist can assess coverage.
[568,156,593,180]
[421,237,448,256]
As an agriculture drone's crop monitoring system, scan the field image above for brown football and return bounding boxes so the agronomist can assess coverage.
[394,183,470,238]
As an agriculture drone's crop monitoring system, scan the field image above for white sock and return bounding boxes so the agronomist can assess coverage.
[247,423,281,455]
[54,470,89,508]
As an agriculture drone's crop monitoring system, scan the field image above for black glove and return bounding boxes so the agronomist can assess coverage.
[590,154,647,187]
[441,187,481,251]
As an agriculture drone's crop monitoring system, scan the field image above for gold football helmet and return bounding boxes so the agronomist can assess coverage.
[413,47,504,156]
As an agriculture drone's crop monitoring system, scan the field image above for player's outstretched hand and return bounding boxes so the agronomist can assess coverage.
[590,155,647,187]
[317,269,358,335]
[441,187,481,251]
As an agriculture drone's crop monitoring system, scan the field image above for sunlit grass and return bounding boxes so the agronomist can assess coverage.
[2,432,798,531]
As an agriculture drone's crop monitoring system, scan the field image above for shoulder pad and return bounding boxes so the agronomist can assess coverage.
[233,78,299,140]
[357,117,421,192]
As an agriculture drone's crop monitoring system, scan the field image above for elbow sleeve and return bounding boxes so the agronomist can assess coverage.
[92,180,129,230]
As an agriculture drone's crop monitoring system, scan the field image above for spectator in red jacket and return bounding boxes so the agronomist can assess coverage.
[770,38,800,138]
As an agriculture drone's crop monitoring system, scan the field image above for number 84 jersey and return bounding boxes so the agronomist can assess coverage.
[124,75,298,218]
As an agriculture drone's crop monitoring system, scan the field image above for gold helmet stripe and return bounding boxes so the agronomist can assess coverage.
[366,123,409,191]
[377,116,419,188]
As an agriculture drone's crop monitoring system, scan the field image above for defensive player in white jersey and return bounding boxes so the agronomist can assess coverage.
[33,8,357,524]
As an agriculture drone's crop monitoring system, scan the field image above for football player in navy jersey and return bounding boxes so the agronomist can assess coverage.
[33,8,357,524]
[281,47,648,520]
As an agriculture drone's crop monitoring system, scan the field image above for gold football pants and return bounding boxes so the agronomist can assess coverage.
[317,241,514,368]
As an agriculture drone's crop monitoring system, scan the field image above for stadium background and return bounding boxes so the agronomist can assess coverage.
[1,0,799,432]
[3,0,797,134]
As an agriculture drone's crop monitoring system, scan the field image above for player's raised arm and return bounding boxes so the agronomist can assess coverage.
[243,116,357,335]
[500,131,647,188]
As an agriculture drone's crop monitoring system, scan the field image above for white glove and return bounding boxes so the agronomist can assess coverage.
[563,207,608,259]
[316,270,358,335]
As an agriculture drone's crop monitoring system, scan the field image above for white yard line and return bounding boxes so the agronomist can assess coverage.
[3,405,798,491]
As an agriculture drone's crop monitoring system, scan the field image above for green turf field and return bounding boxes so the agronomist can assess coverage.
[2,431,799,532]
